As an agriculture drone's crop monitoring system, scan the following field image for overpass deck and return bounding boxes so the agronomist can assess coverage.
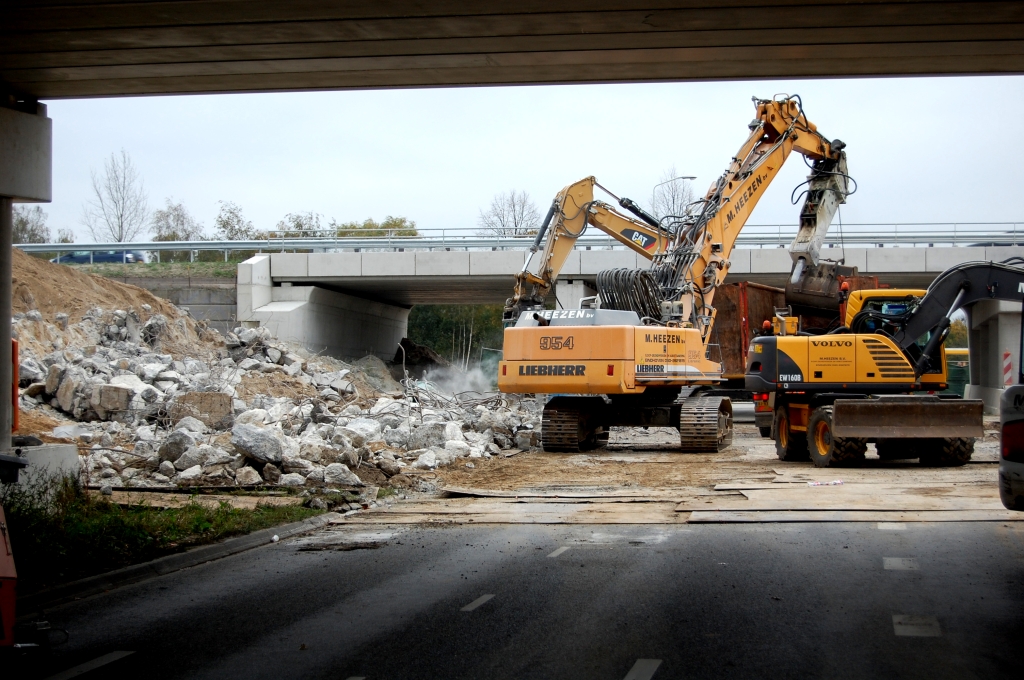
[257,245,1024,306]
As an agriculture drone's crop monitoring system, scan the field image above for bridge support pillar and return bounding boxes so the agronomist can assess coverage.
[556,279,597,310]
[1,101,52,453]
[964,299,1023,414]
[237,255,410,361]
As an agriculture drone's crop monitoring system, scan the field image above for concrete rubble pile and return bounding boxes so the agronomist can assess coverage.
[13,305,540,493]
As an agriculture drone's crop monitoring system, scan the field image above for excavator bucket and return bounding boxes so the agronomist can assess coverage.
[831,396,984,439]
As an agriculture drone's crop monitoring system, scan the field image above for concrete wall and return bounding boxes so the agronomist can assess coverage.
[128,279,237,334]
[238,255,409,360]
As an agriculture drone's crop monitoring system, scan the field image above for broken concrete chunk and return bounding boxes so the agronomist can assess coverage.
[174,446,208,471]
[409,422,447,449]
[237,327,261,345]
[94,384,132,421]
[19,357,44,386]
[331,379,355,395]
[324,462,364,486]
[411,450,438,470]
[45,363,64,395]
[234,466,262,485]
[278,472,306,487]
[176,465,203,482]
[174,416,207,433]
[378,458,402,476]
[158,429,197,462]
[262,462,282,484]
[138,363,167,382]
[169,391,234,430]
[235,408,268,426]
[338,418,383,447]
[23,382,46,398]
[237,358,260,371]
[110,373,150,394]
[383,427,409,449]
[158,460,176,477]
[444,421,466,443]
[231,422,283,464]
[444,440,472,457]
[56,367,85,412]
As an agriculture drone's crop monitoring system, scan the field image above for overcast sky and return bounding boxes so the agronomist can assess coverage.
[38,74,1024,242]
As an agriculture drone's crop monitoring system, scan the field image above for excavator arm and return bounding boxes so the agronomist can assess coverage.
[656,96,847,337]
[504,95,849,347]
[505,176,667,320]
[872,259,1024,376]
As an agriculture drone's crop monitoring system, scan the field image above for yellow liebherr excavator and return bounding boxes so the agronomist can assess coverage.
[497,95,850,452]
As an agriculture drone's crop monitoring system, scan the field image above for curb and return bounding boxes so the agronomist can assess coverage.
[17,511,342,618]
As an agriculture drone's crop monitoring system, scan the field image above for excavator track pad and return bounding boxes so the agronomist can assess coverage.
[541,401,604,453]
[678,395,734,453]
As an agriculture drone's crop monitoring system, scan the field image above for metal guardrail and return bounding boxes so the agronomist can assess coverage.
[15,223,1024,261]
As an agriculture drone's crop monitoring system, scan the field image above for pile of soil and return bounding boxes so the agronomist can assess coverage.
[13,249,184,324]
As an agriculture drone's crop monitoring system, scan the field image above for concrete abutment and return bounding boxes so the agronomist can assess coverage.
[237,255,409,360]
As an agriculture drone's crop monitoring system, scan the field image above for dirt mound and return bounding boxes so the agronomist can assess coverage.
[13,249,184,324]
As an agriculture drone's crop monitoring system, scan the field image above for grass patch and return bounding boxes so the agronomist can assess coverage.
[377,486,398,499]
[1,476,323,595]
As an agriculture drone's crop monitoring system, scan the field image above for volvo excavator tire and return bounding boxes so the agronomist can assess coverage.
[808,406,867,468]
[678,395,733,453]
[919,437,974,467]
[775,406,809,462]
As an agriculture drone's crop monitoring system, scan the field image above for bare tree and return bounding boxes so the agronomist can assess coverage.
[81,149,149,242]
[12,205,50,243]
[647,167,696,222]
[477,190,541,237]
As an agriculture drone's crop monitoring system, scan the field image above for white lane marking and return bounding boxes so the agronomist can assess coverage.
[548,547,570,558]
[892,615,941,637]
[883,557,920,570]
[461,594,495,611]
[45,651,135,680]
[878,522,906,530]
[623,658,662,680]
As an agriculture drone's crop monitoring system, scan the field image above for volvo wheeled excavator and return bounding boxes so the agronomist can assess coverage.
[746,259,1024,467]
[497,95,851,452]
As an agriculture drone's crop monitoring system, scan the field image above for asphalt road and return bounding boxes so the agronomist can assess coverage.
[12,521,1024,679]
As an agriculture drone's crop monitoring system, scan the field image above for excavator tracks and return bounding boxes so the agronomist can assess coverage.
[678,395,734,453]
[540,394,732,453]
[541,406,585,453]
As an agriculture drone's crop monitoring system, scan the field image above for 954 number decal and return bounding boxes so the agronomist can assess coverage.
[539,336,574,350]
